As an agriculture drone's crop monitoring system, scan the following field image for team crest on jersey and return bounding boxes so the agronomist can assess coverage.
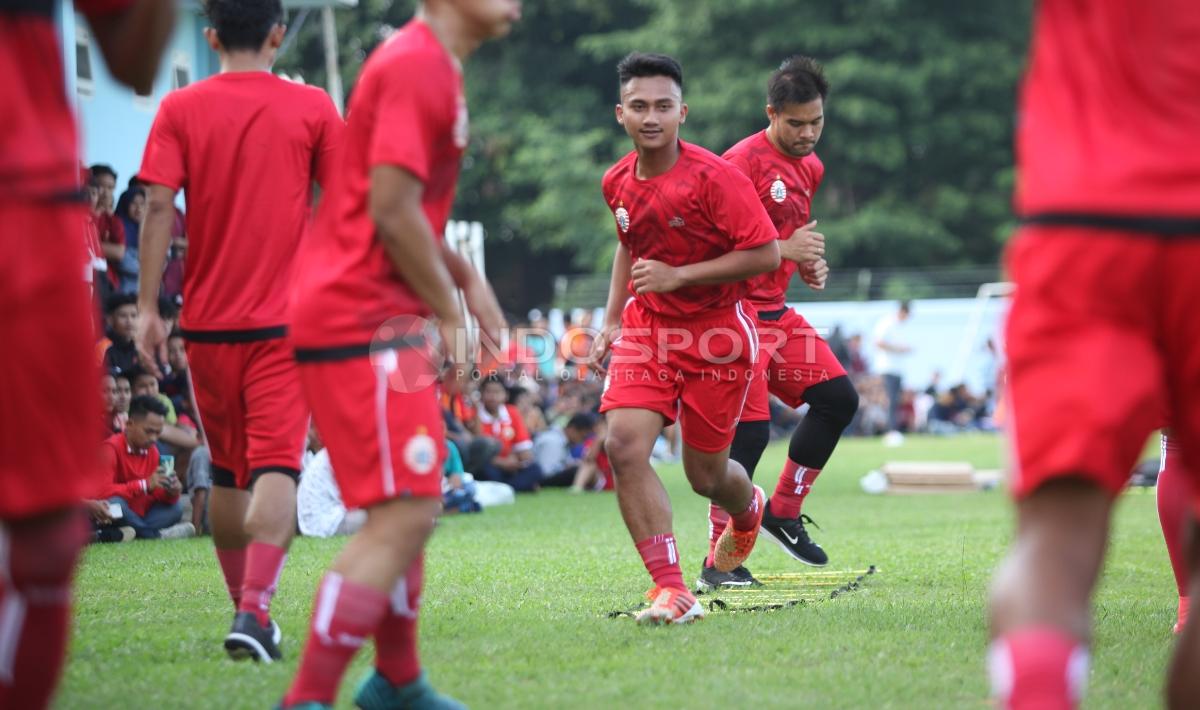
[453,93,470,149]
[615,204,631,233]
[770,177,787,203]
[404,432,438,475]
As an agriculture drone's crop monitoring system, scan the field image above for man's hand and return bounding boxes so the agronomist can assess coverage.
[164,475,183,496]
[800,258,830,291]
[135,308,169,378]
[85,499,113,525]
[463,277,507,359]
[494,454,520,473]
[779,221,825,263]
[631,259,685,294]
[588,323,620,377]
[438,316,470,394]
[146,470,165,492]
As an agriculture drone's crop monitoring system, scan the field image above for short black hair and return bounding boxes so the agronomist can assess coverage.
[157,295,179,320]
[768,56,829,110]
[105,292,138,316]
[480,374,507,392]
[127,366,157,384]
[204,0,283,52]
[129,394,168,419]
[113,370,132,385]
[565,413,597,432]
[90,164,117,181]
[617,52,683,92]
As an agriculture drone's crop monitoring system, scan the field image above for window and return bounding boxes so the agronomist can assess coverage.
[75,25,93,97]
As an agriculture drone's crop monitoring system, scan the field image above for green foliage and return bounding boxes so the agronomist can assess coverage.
[60,435,1171,708]
[275,0,1032,307]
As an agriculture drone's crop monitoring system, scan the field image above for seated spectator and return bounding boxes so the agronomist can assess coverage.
[470,375,543,492]
[90,163,126,293]
[539,413,599,487]
[161,206,187,302]
[100,371,122,438]
[92,395,194,540]
[99,293,140,374]
[129,366,201,453]
[570,418,613,493]
[297,424,366,538]
[115,184,146,294]
[442,439,482,514]
[160,332,190,410]
[110,371,132,434]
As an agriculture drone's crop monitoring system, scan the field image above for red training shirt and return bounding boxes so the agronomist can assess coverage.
[290,19,469,349]
[1016,0,1200,220]
[99,431,177,517]
[723,130,824,312]
[601,140,777,319]
[476,404,532,458]
[1,0,132,199]
[138,73,343,333]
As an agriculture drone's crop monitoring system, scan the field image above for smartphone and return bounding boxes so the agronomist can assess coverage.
[161,454,175,478]
[107,502,123,519]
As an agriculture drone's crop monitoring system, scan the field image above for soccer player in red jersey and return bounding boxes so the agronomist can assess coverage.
[696,56,859,591]
[591,53,780,625]
[280,1,517,707]
[987,2,1200,707]
[135,0,343,663]
[0,0,173,706]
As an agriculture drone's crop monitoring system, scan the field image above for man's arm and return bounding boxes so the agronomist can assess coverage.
[84,0,176,95]
[589,243,633,374]
[135,184,178,377]
[631,241,780,294]
[439,242,504,348]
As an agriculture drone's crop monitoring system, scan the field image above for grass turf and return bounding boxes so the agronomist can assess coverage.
[60,433,1174,709]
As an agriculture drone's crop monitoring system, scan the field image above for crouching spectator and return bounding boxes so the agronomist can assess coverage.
[93,395,194,540]
[443,440,481,514]
[471,375,543,492]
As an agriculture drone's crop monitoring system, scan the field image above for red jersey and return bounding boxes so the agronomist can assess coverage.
[99,431,177,517]
[1016,0,1200,220]
[601,140,777,319]
[290,19,468,349]
[476,404,532,458]
[0,0,131,199]
[723,131,824,311]
[138,73,342,333]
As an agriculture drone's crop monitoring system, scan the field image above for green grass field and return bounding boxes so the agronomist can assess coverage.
[60,434,1174,709]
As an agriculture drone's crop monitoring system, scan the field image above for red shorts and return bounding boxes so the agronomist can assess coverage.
[186,338,308,489]
[1005,226,1200,504]
[0,200,101,520]
[740,307,848,422]
[296,347,445,509]
[599,299,758,453]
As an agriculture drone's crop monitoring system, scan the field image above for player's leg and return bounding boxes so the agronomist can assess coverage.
[1158,431,1191,632]
[187,344,252,611]
[988,228,1163,709]
[229,340,307,661]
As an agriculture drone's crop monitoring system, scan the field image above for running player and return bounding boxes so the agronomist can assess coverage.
[591,53,779,625]
[0,0,173,705]
[697,56,859,591]
[135,0,343,662]
[987,2,1200,707]
[279,0,517,707]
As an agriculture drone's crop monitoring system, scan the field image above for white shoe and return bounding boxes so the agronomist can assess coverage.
[883,430,905,447]
[158,522,196,540]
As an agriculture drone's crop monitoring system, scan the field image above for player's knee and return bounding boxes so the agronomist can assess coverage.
[808,376,859,428]
[688,476,719,499]
[604,425,652,473]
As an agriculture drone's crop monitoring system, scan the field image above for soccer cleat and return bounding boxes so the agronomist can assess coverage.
[711,485,766,573]
[635,586,704,625]
[760,506,828,567]
[695,563,761,593]
[224,611,282,663]
[354,670,466,710]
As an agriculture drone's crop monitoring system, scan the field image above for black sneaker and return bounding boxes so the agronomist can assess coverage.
[760,505,828,566]
[695,562,761,593]
[224,611,282,663]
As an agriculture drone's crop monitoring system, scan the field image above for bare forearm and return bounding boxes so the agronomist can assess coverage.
[377,213,460,322]
[139,191,175,311]
[440,241,476,290]
[101,242,125,261]
[87,0,176,94]
[603,244,633,327]
[676,242,780,286]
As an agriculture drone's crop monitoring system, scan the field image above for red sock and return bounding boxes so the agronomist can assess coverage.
[1158,434,1191,601]
[635,534,685,591]
[215,546,246,610]
[988,627,1088,710]
[375,556,423,688]
[705,504,729,567]
[768,460,821,520]
[239,541,287,625]
[285,573,389,705]
[728,487,762,532]
[1177,597,1191,634]
[0,515,85,709]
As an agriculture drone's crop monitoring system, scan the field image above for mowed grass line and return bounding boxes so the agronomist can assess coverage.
[59,434,1175,709]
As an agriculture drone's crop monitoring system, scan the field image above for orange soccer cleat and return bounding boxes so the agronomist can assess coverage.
[711,485,766,573]
[635,586,704,625]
